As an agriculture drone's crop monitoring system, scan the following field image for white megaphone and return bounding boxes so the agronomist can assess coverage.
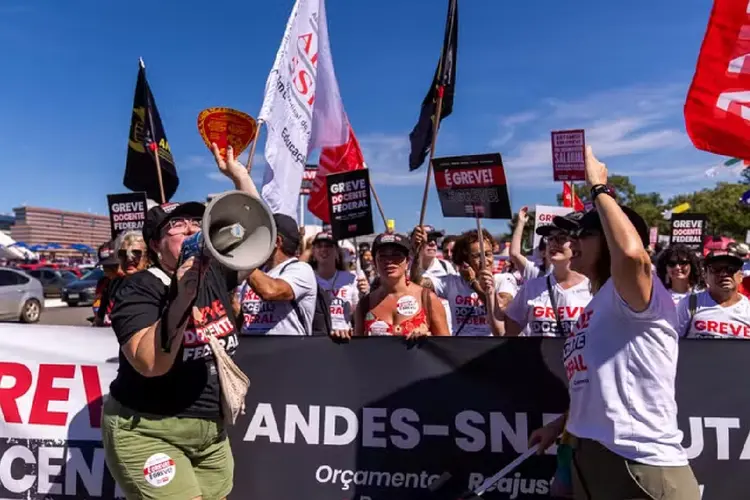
[200,190,277,271]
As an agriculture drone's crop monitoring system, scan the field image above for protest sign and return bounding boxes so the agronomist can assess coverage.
[197,107,257,161]
[551,129,586,181]
[533,205,573,249]
[670,213,707,252]
[326,169,374,241]
[300,164,318,195]
[433,154,512,219]
[106,192,148,239]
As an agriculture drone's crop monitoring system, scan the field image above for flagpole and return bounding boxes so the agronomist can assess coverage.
[417,86,445,228]
[141,58,166,204]
[368,182,388,228]
[245,120,264,172]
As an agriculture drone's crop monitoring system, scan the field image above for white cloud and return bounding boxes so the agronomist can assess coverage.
[357,133,426,187]
[494,83,702,191]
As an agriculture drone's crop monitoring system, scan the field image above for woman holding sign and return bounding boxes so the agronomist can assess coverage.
[529,147,699,500]
[350,232,449,337]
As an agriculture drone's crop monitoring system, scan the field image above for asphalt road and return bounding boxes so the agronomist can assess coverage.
[39,302,94,326]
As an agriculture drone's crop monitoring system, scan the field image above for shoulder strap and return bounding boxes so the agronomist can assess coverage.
[278,258,309,332]
[439,259,448,272]
[148,267,171,287]
[684,292,698,337]
[547,275,565,335]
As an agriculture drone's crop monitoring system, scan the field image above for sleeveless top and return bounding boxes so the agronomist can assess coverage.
[362,287,432,336]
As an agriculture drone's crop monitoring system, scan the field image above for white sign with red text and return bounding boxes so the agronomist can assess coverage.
[533,205,573,249]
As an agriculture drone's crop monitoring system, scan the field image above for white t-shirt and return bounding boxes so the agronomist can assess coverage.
[423,258,457,334]
[522,259,551,282]
[505,274,592,337]
[238,258,317,336]
[431,274,517,336]
[565,278,688,466]
[317,271,359,331]
[677,291,750,339]
[670,290,690,306]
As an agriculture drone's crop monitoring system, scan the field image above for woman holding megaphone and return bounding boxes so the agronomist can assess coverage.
[528,147,699,500]
[102,144,256,500]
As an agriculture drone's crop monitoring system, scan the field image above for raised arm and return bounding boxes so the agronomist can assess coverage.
[509,207,531,272]
[586,147,652,311]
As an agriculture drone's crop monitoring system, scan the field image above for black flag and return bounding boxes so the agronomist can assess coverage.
[124,59,179,202]
[408,0,458,171]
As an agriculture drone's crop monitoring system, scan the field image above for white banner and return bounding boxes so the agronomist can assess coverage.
[532,205,573,249]
[0,324,122,498]
[259,0,322,220]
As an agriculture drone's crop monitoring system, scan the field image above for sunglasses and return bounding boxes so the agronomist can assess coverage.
[667,260,690,268]
[547,232,571,243]
[118,249,144,261]
[708,265,741,276]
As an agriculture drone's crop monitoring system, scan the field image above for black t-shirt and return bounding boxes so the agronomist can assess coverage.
[96,276,125,326]
[109,261,239,418]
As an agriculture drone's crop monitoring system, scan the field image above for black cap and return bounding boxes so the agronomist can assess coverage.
[536,212,585,237]
[312,231,334,244]
[273,213,300,248]
[410,224,444,239]
[553,206,650,248]
[142,202,206,245]
[705,249,744,268]
[372,232,411,256]
[97,241,118,267]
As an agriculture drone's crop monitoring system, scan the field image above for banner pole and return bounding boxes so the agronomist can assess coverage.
[299,194,305,227]
[476,216,486,271]
[245,120,264,171]
[153,150,166,204]
[368,182,388,228]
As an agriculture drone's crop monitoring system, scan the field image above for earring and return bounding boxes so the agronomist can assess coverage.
[157,252,162,261]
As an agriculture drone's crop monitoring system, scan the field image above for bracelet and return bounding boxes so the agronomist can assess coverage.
[590,184,612,202]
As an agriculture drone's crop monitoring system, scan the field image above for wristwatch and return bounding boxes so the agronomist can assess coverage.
[590,184,612,202]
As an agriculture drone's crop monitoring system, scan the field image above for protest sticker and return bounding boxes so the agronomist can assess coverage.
[300,164,318,195]
[433,153,512,219]
[551,129,586,181]
[326,169,374,241]
[197,107,257,161]
[670,213,707,252]
[107,192,148,239]
[533,205,573,249]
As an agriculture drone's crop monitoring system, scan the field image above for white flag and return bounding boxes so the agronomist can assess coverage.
[259,0,322,219]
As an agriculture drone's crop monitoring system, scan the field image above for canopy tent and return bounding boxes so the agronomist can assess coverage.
[0,233,38,260]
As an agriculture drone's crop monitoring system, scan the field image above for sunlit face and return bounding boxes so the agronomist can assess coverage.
[467,240,494,273]
[118,240,147,275]
[421,236,439,259]
[666,256,691,282]
[569,229,602,277]
[312,241,336,264]
[443,241,455,261]
[153,217,201,271]
[706,260,742,294]
[545,230,574,263]
[375,245,409,279]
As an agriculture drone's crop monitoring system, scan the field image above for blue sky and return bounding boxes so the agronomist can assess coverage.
[0,0,733,235]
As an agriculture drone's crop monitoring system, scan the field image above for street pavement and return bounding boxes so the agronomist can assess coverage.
[39,300,93,326]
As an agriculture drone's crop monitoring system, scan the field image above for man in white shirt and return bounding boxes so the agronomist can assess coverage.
[237,213,317,336]
[411,225,457,279]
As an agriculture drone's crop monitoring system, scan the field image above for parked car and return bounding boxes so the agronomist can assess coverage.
[0,267,44,323]
[26,268,79,298]
[62,268,104,307]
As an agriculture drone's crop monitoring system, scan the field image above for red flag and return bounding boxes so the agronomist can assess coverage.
[308,125,366,223]
[562,182,585,211]
[684,0,750,159]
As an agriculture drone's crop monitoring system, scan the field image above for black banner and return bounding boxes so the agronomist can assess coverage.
[227,337,750,500]
[433,154,512,219]
[106,192,148,239]
[670,213,707,251]
[326,169,374,241]
[301,164,318,195]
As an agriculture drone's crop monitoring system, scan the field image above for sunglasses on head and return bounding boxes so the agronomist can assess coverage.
[118,249,144,261]
[667,259,690,268]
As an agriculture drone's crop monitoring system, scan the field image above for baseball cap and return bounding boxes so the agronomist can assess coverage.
[727,242,749,259]
[553,206,650,248]
[273,213,300,249]
[372,232,411,256]
[410,225,445,240]
[142,201,206,245]
[536,212,584,237]
[312,231,335,245]
[98,240,118,267]
[705,249,744,268]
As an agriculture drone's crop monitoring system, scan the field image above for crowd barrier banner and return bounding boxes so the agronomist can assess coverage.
[1,324,749,499]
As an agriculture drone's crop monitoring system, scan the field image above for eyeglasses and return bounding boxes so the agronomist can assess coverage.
[118,249,144,261]
[573,228,599,240]
[547,233,571,244]
[708,265,741,276]
[376,251,407,262]
[425,239,439,246]
[164,218,201,235]
[667,260,690,268]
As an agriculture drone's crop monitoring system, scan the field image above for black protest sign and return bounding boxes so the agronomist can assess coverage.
[670,213,707,251]
[432,153,512,219]
[300,164,318,195]
[326,169,374,241]
[106,192,148,239]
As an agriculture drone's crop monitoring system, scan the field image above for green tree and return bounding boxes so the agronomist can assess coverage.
[505,209,537,252]
[666,182,750,240]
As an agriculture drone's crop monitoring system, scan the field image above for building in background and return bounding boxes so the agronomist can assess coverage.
[10,206,110,258]
[0,213,14,236]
